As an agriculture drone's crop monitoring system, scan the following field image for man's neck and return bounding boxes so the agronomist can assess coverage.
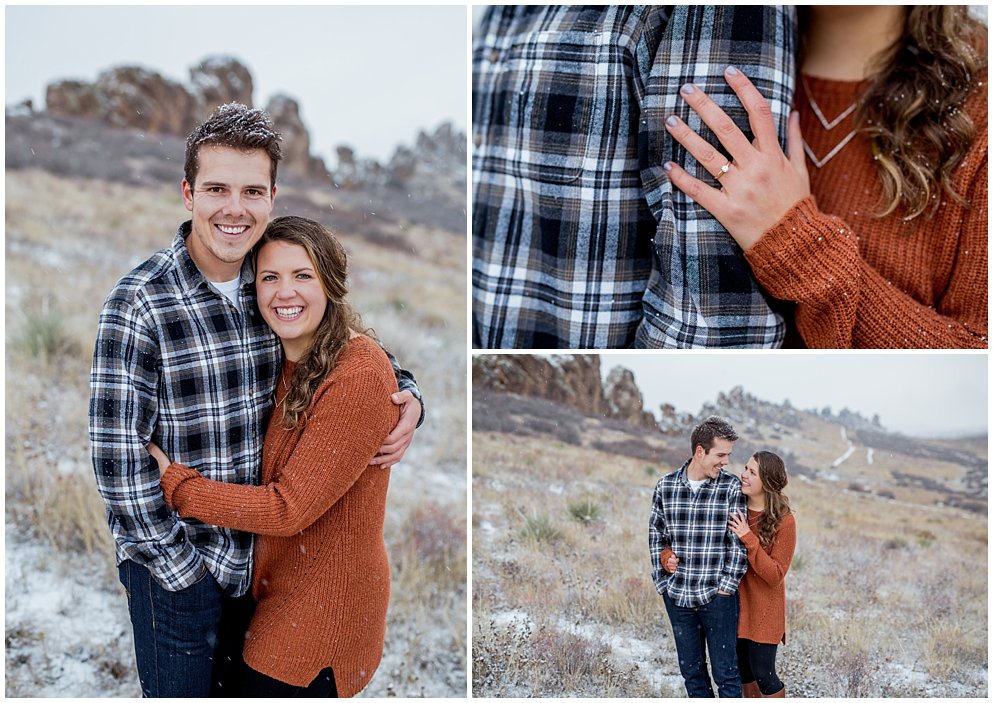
[685,459,709,482]
[802,6,906,80]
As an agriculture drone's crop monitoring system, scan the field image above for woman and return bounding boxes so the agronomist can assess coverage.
[662,6,987,348]
[728,452,796,698]
[149,215,400,696]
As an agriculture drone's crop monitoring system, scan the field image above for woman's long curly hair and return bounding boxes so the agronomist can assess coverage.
[255,215,368,429]
[802,7,987,220]
[751,451,791,549]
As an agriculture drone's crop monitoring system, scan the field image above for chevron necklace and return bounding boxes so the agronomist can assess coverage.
[801,76,860,168]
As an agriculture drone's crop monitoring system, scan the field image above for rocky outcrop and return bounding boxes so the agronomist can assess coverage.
[472,355,606,418]
[49,65,204,136]
[658,403,696,435]
[603,366,658,432]
[43,56,328,185]
[264,94,330,183]
[472,355,664,431]
[333,121,466,192]
[189,57,253,117]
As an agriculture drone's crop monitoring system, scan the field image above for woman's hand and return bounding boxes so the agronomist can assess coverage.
[663,66,811,251]
[147,441,172,478]
[663,553,679,574]
[728,509,752,539]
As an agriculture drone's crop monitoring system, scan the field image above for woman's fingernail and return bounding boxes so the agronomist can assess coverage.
[726,65,740,76]
[680,83,696,95]
[665,115,679,127]
[663,162,674,172]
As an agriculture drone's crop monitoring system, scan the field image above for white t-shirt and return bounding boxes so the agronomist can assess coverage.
[212,276,242,312]
[687,477,708,494]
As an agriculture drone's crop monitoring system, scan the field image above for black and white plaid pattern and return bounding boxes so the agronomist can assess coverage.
[90,223,282,595]
[472,5,796,348]
[649,461,748,607]
[90,223,425,595]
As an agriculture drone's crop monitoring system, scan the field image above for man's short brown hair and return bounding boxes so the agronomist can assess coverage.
[690,415,738,454]
[184,102,283,189]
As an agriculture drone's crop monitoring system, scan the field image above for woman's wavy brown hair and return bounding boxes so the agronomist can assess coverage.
[802,7,987,220]
[255,215,368,429]
[751,451,791,549]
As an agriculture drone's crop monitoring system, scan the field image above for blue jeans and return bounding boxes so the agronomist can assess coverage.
[663,591,741,698]
[118,559,251,697]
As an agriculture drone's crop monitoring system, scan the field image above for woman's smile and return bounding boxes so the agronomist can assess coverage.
[256,240,328,360]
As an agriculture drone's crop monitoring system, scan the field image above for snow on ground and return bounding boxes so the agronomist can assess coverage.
[5,519,140,697]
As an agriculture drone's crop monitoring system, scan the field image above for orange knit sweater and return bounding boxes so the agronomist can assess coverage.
[745,72,988,348]
[160,335,399,695]
[737,510,796,645]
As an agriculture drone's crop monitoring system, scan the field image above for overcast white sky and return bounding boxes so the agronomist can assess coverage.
[5,5,467,163]
[597,353,987,438]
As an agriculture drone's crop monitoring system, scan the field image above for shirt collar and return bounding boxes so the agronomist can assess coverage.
[678,458,713,486]
[171,221,257,294]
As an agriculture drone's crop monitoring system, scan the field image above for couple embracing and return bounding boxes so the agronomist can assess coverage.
[650,416,796,698]
[89,104,424,697]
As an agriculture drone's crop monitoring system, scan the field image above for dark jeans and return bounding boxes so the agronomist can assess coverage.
[737,638,784,695]
[238,662,338,698]
[118,559,253,698]
[663,591,742,698]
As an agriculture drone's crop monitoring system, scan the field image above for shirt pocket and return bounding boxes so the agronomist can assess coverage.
[498,30,605,185]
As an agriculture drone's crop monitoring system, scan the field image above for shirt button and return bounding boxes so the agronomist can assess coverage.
[488,49,499,63]
[473,134,482,147]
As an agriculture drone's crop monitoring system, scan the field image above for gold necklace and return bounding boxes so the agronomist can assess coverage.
[801,76,861,168]
[275,369,291,408]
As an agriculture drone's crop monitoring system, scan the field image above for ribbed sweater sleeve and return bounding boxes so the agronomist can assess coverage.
[739,513,796,588]
[746,173,987,348]
[160,350,397,537]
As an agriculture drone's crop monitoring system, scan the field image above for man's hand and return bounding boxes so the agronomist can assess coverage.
[663,554,680,574]
[370,390,421,468]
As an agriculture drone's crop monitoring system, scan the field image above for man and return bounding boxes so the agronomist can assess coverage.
[472,6,797,348]
[89,103,424,697]
[649,415,747,697]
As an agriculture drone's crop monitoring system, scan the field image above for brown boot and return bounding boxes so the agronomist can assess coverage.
[742,681,762,698]
[765,685,786,697]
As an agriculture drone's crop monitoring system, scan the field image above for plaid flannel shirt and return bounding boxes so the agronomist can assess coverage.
[90,222,424,595]
[649,460,748,607]
[472,5,796,348]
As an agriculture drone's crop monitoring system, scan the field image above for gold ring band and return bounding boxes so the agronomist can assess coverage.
[714,161,732,180]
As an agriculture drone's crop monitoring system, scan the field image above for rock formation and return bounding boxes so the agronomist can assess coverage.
[472,355,663,431]
[472,355,606,417]
[333,121,467,191]
[43,56,328,185]
[603,366,658,432]
[189,57,253,117]
[264,94,330,182]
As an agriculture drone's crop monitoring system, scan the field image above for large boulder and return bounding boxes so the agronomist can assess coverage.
[265,94,330,184]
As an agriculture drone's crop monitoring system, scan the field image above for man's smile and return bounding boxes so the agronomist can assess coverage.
[215,223,250,236]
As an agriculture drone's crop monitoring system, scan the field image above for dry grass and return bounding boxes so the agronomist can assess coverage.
[472,417,988,698]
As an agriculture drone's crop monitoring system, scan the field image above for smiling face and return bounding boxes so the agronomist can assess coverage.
[182,145,275,281]
[740,456,766,498]
[255,240,328,361]
[689,437,734,481]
